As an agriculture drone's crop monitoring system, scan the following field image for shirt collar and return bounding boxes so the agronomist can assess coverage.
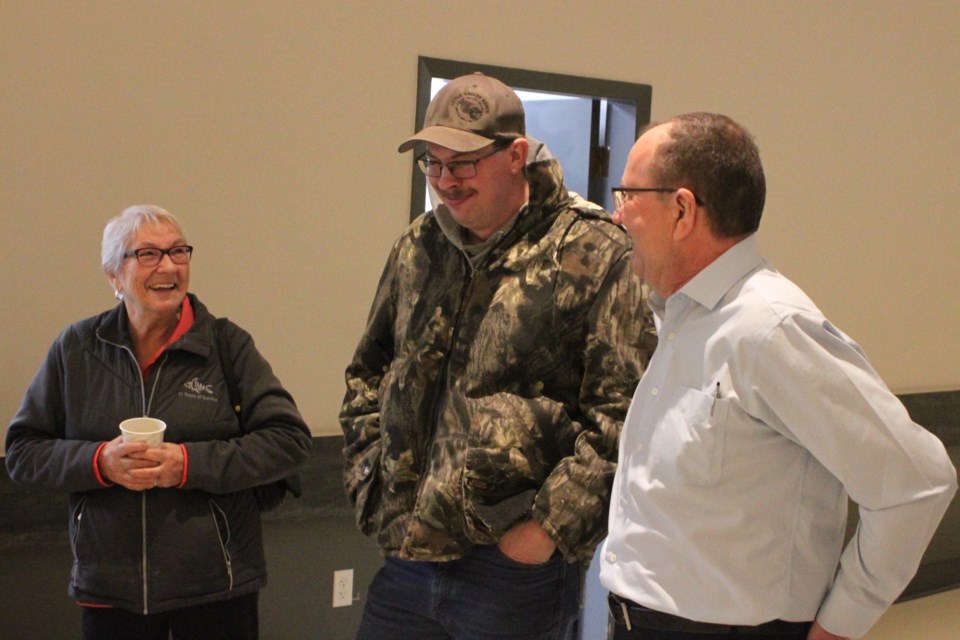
[651,234,764,313]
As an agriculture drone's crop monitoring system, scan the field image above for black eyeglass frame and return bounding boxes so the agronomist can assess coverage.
[122,245,194,266]
[611,187,705,210]
[416,143,510,180]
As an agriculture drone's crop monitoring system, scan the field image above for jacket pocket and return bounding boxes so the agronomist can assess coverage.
[462,446,538,540]
[69,492,142,602]
[148,494,239,603]
[207,499,234,592]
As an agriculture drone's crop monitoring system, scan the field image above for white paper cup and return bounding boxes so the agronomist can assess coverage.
[119,417,167,448]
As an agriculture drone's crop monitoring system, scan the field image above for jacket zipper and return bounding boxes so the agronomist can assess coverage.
[406,254,476,543]
[140,491,148,613]
[209,500,235,593]
[104,340,152,613]
[71,497,87,558]
[98,332,166,614]
[138,356,166,613]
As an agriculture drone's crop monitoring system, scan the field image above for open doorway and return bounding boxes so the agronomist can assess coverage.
[407,57,653,220]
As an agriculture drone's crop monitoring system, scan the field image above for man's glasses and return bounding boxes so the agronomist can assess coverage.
[123,245,194,267]
[611,187,705,211]
[417,145,506,179]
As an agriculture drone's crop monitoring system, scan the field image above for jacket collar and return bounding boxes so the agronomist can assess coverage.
[95,293,215,358]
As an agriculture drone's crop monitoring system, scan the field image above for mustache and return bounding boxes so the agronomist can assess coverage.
[437,187,474,201]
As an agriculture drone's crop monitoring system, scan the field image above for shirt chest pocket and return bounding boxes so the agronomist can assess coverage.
[649,386,729,487]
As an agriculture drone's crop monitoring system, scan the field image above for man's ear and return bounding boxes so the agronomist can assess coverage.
[507,138,529,173]
[672,188,700,240]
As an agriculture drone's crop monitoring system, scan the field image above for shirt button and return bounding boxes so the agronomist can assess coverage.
[651,388,659,396]
[607,552,618,563]
[667,331,676,341]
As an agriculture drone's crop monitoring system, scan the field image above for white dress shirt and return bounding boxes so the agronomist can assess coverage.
[600,235,957,638]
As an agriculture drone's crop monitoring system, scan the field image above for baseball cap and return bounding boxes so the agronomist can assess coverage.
[398,72,525,153]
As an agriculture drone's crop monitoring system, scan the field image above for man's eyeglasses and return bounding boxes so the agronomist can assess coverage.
[417,145,507,179]
[611,187,705,211]
[123,245,194,267]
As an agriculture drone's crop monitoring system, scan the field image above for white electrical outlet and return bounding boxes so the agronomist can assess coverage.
[333,569,354,607]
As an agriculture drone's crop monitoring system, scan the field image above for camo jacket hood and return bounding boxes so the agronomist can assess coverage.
[341,150,656,563]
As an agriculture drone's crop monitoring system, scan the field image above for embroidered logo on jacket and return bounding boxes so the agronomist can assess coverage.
[183,378,214,395]
[179,377,218,403]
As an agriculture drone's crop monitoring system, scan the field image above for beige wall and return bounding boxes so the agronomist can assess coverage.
[2,1,958,440]
[865,589,960,639]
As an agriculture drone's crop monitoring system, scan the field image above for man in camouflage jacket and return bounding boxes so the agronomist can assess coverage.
[340,73,655,640]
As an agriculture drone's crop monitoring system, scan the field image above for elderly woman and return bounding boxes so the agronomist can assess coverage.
[5,205,312,640]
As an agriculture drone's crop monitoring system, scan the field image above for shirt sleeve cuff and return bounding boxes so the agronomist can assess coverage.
[177,443,189,488]
[92,442,114,487]
[817,585,888,639]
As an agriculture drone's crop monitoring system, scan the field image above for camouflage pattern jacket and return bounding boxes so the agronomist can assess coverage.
[340,149,655,563]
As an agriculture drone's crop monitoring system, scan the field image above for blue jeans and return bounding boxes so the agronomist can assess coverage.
[355,544,582,640]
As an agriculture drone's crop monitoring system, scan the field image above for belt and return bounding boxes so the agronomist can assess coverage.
[608,594,811,637]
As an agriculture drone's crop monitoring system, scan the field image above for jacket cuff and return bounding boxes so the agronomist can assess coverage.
[93,442,114,487]
[177,444,189,488]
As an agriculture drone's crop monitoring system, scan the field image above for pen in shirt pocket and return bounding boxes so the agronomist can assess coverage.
[711,381,721,416]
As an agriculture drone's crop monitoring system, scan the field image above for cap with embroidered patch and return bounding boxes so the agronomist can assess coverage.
[398,72,525,153]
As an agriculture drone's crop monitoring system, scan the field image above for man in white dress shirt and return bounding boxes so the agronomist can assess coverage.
[600,112,957,640]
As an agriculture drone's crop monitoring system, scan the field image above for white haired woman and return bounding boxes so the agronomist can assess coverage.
[5,205,312,640]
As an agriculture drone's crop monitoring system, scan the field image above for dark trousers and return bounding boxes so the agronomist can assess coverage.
[609,594,811,640]
[355,545,582,640]
[81,592,259,640]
